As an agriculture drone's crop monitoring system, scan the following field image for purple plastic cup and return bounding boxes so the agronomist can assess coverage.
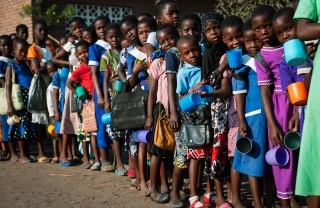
[138,130,152,143]
[265,145,289,166]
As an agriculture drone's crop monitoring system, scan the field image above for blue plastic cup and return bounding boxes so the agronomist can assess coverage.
[226,49,242,68]
[60,67,69,80]
[179,93,201,112]
[284,39,307,66]
[199,85,214,103]
[114,80,125,92]
[102,112,112,125]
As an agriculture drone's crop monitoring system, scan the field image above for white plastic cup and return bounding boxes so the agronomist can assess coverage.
[7,115,20,125]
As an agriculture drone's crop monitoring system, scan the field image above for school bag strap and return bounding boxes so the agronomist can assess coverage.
[254,51,271,73]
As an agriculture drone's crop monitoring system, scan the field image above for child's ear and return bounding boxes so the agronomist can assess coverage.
[178,29,182,36]
[222,36,227,45]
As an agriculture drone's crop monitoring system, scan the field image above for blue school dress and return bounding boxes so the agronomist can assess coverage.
[0,57,13,142]
[52,68,69,133]
[232,55,268,177]
[89,40,111,148]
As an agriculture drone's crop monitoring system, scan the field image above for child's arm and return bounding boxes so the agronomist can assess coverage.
[52,49,70,67]
[5,65,14,117]
[128,59,148,87]
[167,73,179,130]
[66,78,76,94]
[0,78,4,88]
[91,65,104,108]
[30,58,45,74]
[261,85,283,146]
[144,75,157,130]
[147,44,156,59]
[236,93,247,136]
[200,77,231,99]
[53,88,61,122]
[103,70,111,112]
[297,19,320,41]
[289,107,299,131]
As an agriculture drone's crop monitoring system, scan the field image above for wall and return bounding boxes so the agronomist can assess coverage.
[0,0,33,42]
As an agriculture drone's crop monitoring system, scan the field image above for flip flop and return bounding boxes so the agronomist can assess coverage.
[101,162,115,172]
[169,200,184,208]
[38,156,49,163]
[19,158,31,163]
[90,162,100,171]
[150,193,169,204]
[115,169,127,176]
[82,164,91,169]
[59,161,72,167]
[127,168,136,178]
[10,155,19,162]
[218,202,232,208]
[130,183,140,191]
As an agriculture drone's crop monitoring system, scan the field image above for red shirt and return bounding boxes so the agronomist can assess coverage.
[71,62,94,95]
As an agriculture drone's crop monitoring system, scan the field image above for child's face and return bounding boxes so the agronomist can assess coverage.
[252,14,276,45]
[82,31,94,45]
[106,29,122,50]
[68,36,76,43]
[60,38,67,46]
[17,28,28,40]
[222,26,243,50]
[273,15,297,45]
[243,30,263,57]
[34,23,48,41]
[157,28,177,52]
[10,34,17,45]
[75,45,89,64]
[95,20,107,40]
[121,39,130,49]
[0,38,13,57]
[179,19,201,41]
[178,41,201,66]
[71,21,84,40]
[158,2,179,27]
[138,23,152,46]
[46,63,56,79]
[204,21,222,45]
[14,43,28,61]
[120,22,138,44]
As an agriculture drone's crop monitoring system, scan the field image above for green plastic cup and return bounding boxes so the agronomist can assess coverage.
[76,86,87,101]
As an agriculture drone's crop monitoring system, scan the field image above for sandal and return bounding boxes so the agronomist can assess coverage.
[130,183,140,191]
[90,162,100,171]
[51,157,59,164]
[115,168,127,176]
[101,162,115,172]
[150,192,169,204]
[189,199,205,208]
[38,156,49,163]
[203,194,217,206]
[82,163,91,169]
[127,168,136,178]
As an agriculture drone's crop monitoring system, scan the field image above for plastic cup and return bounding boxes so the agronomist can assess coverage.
[226,49,242,68]
[284,39,307,66]
[41,59,48,63]
[60,67,70,80]
[102,112,112,125]
[47,124,59,136]
[138,130,152,143]
[114,80,125,93]
[76,86,87,101]
[7,115,20,125]
[179,93,201,112]
[287,82,308,106]
[69,54,80,66]
[236,136,252,154]
[265,145,289,166]
[284,131,300,150]
[199,85,214,103]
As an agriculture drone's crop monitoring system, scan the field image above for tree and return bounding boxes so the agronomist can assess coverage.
[214,0,294,20]
[19,0,75,25]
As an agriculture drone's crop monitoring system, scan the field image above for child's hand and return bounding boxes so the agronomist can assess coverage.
[104,99,111,112]
[144,117,153,130]
[55,111,61,122]
[169,111,180,131]
[238,122,247,137]
[191,79,209,92]
[269,125,283,146]
[49,117,54,125]
[289,111,299,131]
[133,59,148,74]
[306,43,317,60]
[7,105,15,117]
[97,96,105,109]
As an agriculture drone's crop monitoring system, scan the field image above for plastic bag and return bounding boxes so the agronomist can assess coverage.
[28,74,47,110]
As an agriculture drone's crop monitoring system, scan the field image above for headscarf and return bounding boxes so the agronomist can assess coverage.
[201,12,228,82]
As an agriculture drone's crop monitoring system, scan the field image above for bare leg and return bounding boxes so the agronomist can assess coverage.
[197,161,204,193]
[189,159,200,198]
[159,159,169,193]
[231,168,245,208]
[309,196,320,208]
[52,138,59,161]
[280,199,291,208]
[82,141,89,165]
[113,140,125,171]
[170,166,184,203]
[59,134,69,162]
[248,176,263,208]
[8,141,17,158]
[138,143,149,196]
[264,174,276,208]
[99,147,108,163]
[90,135,100,163]
[17,139,28,161]
[227,177,232,203]
[214,178,227,207]
[36,124,46,157]
[67,136,73,159]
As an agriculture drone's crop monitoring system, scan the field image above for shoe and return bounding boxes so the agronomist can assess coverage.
[115,168,127,176]
[130,183,140,191]
[19,158,31,163]
[169,200,184,208]
[101,162,115,172]
[218,202,232,208]
[127,168,136,178]
[38,156,49,163]
[59,161,72,167]
[90,162,100,171]
[82,164,91,169]
[150,193,169,204]
[203,194,217,206]
[10,155,19,162]
[190,199,206,208]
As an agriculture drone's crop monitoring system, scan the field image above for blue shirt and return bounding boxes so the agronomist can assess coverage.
[0,56,13,78]
[176,63,201,95]
[88,40,111,66]
[7,62,32,88]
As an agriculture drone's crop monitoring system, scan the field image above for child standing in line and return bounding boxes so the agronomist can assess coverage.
[46,61,59,163]
[100,23,127,175]
[27,20,55,163]
[144,24,179,204]
[67,40,99,169]
[6,39,36,163]
[0,35,16,161]
[15,24,29,41]
[231,19,267,208]
[252,5,299,207]
[294,0,320,206]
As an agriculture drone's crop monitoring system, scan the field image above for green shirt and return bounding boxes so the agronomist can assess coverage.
[100,49,120,75]
[294,0,320,23]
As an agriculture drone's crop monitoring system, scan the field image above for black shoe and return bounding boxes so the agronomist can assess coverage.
[150,193,169,204]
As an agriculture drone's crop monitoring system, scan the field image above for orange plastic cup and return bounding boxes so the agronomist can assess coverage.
[47,125,59,137]
[287,81,308,106]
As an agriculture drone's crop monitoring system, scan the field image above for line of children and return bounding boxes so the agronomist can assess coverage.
[1,1,319,207]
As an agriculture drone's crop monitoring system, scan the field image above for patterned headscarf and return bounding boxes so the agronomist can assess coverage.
[201,12,224,33]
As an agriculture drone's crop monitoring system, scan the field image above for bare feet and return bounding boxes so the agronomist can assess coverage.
[140,181,149,197]
[232,200,246,208]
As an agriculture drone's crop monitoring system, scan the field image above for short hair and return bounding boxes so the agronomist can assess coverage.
[156,23,179,38]
[33,19,47,29]
[155,0,177,17]
[137,13,153,19]
[75,40,90,51]
[119,15,138,27]
[138,17,157,31]
[9,33,17,38]
[14,38,29,48]
[272,7,295,22]
[178,13,201,29]
[82,26,98,39]
[0,35,13,44]
[221,15,243,31]
[16,24,28,33]
[177,35,199,49]
[92,16,111,26]
[70,17,86,27]
[242,19,253,33]
[106,23,121,34]
[251,5,276,20]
